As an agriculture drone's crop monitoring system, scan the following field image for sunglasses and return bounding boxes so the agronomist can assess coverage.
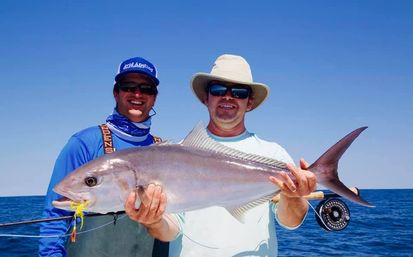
[208,83,251,99]
[117,82,158,95]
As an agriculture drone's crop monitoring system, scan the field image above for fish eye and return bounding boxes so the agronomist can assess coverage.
[84,176,98,187]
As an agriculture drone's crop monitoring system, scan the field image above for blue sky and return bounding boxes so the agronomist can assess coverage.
[0,1,411,196]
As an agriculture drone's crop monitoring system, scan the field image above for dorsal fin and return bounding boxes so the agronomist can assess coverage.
[182,122,288,169]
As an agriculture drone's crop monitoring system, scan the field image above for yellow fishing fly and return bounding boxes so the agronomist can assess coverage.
[70,201,88,242]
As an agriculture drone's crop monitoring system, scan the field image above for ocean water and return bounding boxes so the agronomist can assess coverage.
[0,189,412,256]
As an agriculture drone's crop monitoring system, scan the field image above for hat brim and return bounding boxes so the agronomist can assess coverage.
[115,70,160,86]
[191,72,270,111]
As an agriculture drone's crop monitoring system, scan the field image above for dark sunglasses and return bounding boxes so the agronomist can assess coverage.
[117,82,158,95]
[208,83,251,99]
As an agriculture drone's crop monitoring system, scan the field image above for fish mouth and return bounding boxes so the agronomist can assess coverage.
[52,196,73,210]
[52,186,93,211]
[52,196,94,211]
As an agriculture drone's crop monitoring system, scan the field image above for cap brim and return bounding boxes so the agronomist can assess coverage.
[191,72,270,111]
[115,70,160,86]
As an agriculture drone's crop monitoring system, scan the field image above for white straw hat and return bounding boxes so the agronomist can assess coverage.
[191,54,269,111]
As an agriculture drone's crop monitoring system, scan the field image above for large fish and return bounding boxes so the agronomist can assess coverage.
[53,123,373,221]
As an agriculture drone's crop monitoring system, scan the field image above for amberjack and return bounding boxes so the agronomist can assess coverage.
[53,123,373,221]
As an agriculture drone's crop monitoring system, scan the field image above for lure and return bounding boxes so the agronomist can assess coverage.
[70,201,88,242]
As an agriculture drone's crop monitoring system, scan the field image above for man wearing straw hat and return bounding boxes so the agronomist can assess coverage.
[169,54,316,256]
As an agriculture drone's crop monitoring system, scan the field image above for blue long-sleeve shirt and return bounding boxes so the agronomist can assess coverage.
[39,125,158,257]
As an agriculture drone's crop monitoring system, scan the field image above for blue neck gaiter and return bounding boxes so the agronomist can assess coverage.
[106,109,151,137]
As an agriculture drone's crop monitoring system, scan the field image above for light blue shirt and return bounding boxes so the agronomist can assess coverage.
[169,129,301,257]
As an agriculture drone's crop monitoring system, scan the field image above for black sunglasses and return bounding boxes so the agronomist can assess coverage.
[208,83,251,99]
[117,82,158,95]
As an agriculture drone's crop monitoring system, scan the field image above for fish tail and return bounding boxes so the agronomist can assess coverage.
[308,127,374,207]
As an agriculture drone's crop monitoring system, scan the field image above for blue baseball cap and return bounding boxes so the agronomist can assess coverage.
[115,57,159,86]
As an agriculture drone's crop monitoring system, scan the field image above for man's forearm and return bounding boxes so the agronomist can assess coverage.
[276,194,309,228]
[146,214,180,242]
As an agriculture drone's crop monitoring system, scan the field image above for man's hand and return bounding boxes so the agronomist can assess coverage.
[124,184,179,241]
[269,159,316,198]
[268,158,317,227]
[125,184,166,227]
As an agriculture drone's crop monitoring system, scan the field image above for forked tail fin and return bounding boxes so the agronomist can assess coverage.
[308,127,374,207]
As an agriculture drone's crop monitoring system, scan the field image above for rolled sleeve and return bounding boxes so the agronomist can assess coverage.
[271,202,307,230]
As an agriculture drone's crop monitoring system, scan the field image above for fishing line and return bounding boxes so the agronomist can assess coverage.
[44,215,128,257]
[0,214,127,239]
[306,199,329,229]
[0,216,73,227]
[182,233,220,250]
[134,182,219,249]
[164,213,220,250]
[176,206,268,251]
[164,198,330,249]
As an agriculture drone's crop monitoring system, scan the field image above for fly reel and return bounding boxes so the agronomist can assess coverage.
[315,198,350,231]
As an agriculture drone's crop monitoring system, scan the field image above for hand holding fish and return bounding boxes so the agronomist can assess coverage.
[269,158,317,198]
[125,184,166,227]
[269,158,317,227]
[125,184,179,241]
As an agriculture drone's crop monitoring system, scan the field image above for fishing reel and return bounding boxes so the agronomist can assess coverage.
[315,196,351,231]
[274,187,360,231]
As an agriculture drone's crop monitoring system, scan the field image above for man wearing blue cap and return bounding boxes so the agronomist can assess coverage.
[39,57,178,257]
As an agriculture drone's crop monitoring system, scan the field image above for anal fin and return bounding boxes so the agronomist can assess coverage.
[226,194,275,223]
